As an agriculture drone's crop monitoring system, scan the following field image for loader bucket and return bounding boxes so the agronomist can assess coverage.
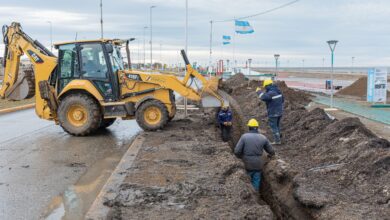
[201,76,229,108]
[4,69,35,101]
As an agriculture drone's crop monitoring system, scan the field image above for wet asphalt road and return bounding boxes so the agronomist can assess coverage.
[0,109,140,220]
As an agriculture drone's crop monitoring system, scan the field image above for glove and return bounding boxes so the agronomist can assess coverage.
[256,87,261,92]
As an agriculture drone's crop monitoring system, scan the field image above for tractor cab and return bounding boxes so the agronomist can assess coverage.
[54,39,128,102]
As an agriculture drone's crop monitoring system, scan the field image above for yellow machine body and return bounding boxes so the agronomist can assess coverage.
[0,22,223,135]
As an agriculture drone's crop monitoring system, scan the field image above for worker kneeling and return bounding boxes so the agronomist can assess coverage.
[234,119,275,192]
[218,105,233,142]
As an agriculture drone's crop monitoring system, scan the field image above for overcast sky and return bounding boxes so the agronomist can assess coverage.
[1,0,390,67]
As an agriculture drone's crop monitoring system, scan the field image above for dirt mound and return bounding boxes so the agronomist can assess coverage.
[221,76,390,219]
[337,77,368,98]
[337,76,390,99]
[220,73,248,94]
[104,113,274,219]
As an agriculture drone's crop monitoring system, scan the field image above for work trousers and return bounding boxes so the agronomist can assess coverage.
[269,116,282,143]
[220,124,231,142]
[247,170,262,191]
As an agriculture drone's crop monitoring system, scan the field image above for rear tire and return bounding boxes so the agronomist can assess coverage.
[136,100,169,131]
[100,118,116,129]
[58,94,102,136]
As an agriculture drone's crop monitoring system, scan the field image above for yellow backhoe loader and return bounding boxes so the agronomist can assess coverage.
[0,22,224,136]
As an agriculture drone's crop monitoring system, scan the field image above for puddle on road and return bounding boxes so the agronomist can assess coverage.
[42,154,121,220]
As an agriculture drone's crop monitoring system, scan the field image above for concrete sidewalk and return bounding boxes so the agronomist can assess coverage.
[313,95,390,125]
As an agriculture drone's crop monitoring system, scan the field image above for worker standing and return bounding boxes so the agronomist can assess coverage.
[234,119,275,191]
[257,79,284,145]
[217,106,233,142]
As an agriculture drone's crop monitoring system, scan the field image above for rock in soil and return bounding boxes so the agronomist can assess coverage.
[221,73,390,220]
[103,111,274,220]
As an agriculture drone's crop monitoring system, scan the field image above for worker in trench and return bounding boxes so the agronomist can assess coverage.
[217,105,233,142]
[256,79,284,145]
[234,119,275,191]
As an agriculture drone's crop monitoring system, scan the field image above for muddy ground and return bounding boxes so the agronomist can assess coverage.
[0,98,34,110]
[221,73,390,219]
[103,110,274,219]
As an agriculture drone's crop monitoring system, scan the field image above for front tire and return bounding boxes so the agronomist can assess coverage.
[99,118,116,129]
[58,94,102,136]
[136,100,169,131]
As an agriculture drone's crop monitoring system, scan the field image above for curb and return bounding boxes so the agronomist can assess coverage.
[0,103,35,115]
[85,134,145,220]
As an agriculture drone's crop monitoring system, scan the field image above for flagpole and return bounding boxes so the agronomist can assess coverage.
[233,18,236,74]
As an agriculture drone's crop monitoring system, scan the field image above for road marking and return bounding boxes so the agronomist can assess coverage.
[85,134,144,220]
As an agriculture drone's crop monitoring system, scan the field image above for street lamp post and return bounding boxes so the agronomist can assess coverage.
[100,0,103,39]
[327,40,338,108]
[248,58,252,75]
[150,6,156,70]
[143,26,148,69]
[274,54,280,79]
[47,21,53,52]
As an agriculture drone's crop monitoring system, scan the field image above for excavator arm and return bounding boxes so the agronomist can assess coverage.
[180,49,225,106]
[0,22,58,119]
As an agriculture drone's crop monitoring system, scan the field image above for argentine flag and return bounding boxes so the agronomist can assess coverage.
[235,20,254,34]
[223,35,231,45]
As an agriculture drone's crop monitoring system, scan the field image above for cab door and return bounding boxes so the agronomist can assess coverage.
[79,43,118,101]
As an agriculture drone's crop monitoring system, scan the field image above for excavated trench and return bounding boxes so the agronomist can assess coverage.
[219,73,390,220]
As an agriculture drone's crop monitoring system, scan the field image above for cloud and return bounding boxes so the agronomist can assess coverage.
[1,0,390,67]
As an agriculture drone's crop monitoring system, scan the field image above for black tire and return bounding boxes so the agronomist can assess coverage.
[168,104,176,122]
[136,99,169,131]
[99,118,116,129]
[58,94,102,136]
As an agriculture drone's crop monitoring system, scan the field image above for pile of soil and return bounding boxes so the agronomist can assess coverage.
[337,77,368,98]
[104,111,274,219]
[221,73,390,219]
[337,76,390,100]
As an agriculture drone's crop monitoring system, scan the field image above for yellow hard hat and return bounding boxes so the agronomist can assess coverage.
[263,79,273,88]
[247,119,259,127]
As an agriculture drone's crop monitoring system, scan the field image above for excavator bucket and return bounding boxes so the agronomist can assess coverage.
[180,49,228,108]
[201,77,229,108]
[4,69,35,101]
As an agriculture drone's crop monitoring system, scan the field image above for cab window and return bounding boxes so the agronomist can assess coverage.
[58,44,79,90]
[80,43,108,78]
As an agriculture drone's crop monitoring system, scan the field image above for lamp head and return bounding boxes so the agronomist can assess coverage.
[327,40,338,51]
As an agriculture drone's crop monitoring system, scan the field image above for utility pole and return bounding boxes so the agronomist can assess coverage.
[327,40,338,109]
[351,56,355,73]
[150,6,156,70]
[100,0,103,39]
[208,20,213,76]
[302,59,305,73]
[143,26,148,69]
[47,21,53,52]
